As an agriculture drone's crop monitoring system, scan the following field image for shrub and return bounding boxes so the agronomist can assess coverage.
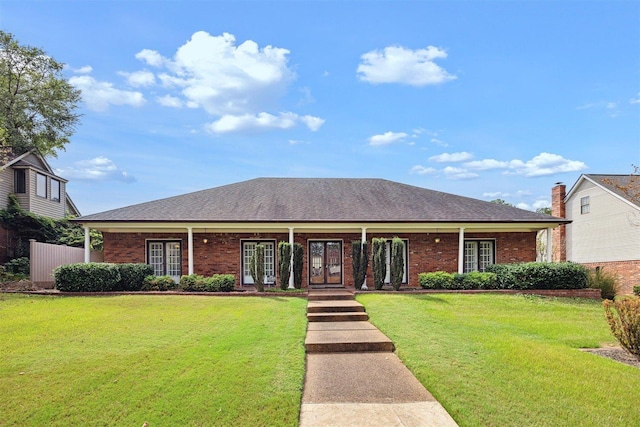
[419,271,455,289]
[142,275,177,291]
[588,267,619,300]
[293,243,303,289]
[116,263,154,291]
[54,263,121,292]
[4,257,29,275]
[278,242,292,290]
[250,244,265,292]
[464,271,498,289]
[485,262,588,290]
[634,286,640,296]
[179,274,235,292]
[352,240,369,290]
[372,238,387,290]
[390,237,404,291]
[603,297,640,360]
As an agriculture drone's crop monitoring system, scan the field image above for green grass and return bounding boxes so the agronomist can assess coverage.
[0,294,307,426]
[357,293,640,427]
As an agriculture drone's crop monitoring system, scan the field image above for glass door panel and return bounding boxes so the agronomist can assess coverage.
[309,241,342,285]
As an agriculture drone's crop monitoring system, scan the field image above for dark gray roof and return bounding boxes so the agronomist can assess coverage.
[76,178,562,223]
[585,174,640,207]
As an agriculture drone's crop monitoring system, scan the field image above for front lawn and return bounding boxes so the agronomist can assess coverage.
[357,293,640,427]
[0,294,307,426]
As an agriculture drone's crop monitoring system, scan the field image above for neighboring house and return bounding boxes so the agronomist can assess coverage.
[552,174,640,294]
[74,178,565,287]
[0,149,80,261]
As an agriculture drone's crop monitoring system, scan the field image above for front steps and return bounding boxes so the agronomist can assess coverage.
[305,289,394,353]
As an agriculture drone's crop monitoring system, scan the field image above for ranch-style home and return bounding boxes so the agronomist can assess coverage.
[74,178,566,288]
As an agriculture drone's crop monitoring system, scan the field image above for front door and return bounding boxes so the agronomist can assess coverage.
[309,241,342,285]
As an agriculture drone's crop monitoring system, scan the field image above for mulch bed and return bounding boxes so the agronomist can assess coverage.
[581,347,640,369]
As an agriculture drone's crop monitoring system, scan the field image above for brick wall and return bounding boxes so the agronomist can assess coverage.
[581,260,640,295]
[103,230,539,288]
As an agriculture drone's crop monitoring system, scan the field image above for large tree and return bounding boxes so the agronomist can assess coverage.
[0,31,81,159]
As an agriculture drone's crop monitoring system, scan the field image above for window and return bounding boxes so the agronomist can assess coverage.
[580,196,590,214]
[242,241,275,285]
[464,240,495,273]
[50,179,60,202]
[147,241,181,280]
[14,169,26,193]
[36,173,47,198]
[384,239,408,284]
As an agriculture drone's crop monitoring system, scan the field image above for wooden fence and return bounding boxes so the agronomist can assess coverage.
[29,240,103,288]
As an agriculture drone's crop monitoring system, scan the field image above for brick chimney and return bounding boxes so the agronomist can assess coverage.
[551,183,566,262]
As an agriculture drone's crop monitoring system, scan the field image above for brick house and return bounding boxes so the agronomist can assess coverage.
[552,174,640,294]
[75,178,565,288]
[0,150,80,261]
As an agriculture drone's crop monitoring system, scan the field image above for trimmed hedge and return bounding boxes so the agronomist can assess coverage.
[419,271,497,290]
[54,263,121,292]
[419,262,588,291]
[179,274,235,292]
[116,263,154,291]
[485,262,589,290]
[141,275,178,291]
[633,286,640,296]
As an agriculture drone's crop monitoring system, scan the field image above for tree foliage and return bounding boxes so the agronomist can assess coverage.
[371,238,387,290]
[390,237,405,291]
[351,240,369,290]
[277,241,292,290]
[0,30,81,158]
[0,194,102,259]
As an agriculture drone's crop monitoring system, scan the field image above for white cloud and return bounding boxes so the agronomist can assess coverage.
[506,152,587,177]
[482,191,510,198]
[69,65,93,74]
[157,95,183,108]
[630,93,640,104]
[410,165,436,175]
[443,166,479,180]
[369,131,408,146]
[135,31,295,116]
[69,75,146,112]
[516,202,530,210]
[430,138,448,147]
[118,70,156,87]
[289,139,310,145]
[464,159,509,170]
[533,199,550,209]
[135,49,165,67]
[357,45,456,86]
[429,152,473,163]
[56,157,135,183]
[206,112,324,134]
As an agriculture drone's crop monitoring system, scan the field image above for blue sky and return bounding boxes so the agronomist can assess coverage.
[2,1,639,215]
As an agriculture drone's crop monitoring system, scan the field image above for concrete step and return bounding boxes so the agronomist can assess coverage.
[307,300,365,313]
[305,322,395,353]
[308,291,355,301]
[307,312,369,322]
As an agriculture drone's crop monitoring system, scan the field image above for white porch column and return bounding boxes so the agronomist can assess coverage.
[546,227,553,263]
[288,227,295,289]
[84,227,91,263]
[361,227,368,290]
[187,227,194,275]
[457,227,465,274]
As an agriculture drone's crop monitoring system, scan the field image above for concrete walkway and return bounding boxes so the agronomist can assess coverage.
[300,289,458,427]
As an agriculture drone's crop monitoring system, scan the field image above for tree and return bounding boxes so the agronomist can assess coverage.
[0,31,81,158]
[292,243,303,289]
[390,237,405,291]
[536,207,552,215]
[351,240,369,290]
[371,238,387,290]
[277,241,292,290]
[490,199,515,207]
[250,244,265,292]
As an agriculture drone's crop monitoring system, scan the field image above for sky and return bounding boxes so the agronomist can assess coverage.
[2,1,639,216]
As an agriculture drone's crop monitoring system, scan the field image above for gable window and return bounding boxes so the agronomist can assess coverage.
[464,240,495,273]
[147,241,181,281]
[580,196,590,214]
[36,173,47,198]
[242,241,275,285]
[384,239,408,284]
[14,169,26,193]
[50,179,60,202]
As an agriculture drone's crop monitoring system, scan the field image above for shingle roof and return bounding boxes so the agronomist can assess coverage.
[584,174,640,207]
[76,178,561,223]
